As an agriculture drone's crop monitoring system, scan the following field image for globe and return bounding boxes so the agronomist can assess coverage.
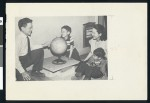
[50,37,67,65]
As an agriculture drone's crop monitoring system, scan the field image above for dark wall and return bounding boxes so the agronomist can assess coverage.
[0,26,2,45]
[0,47,2,66]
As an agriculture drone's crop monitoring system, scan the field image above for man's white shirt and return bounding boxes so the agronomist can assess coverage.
[15,32,43,73]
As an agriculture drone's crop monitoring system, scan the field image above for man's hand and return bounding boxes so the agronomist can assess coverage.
[21,72,31,81]
[42,41,51,48]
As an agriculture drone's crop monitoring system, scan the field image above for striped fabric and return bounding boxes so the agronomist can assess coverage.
[65,35,74,51]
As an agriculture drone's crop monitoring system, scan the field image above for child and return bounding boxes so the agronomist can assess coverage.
[72,48,107,80]
[61,25,81,61]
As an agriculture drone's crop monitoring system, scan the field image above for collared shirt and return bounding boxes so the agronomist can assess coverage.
[87,55,102,66]
[62,35,74,51]
[87,55,107,75]
[15,32,43,73]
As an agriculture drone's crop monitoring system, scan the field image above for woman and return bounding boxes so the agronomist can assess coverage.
[71,24,108,80]
[84,24,107,61]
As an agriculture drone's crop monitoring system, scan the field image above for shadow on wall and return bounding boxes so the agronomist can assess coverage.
[15,16,99,58]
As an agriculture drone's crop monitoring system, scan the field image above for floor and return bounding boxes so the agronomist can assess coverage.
[40,65,107,81]
[27,54,108,81]
[27,66,76,81]
[40,66,77,81]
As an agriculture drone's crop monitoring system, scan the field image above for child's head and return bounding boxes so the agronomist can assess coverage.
[93,48,106,59]
[61,25,72,38]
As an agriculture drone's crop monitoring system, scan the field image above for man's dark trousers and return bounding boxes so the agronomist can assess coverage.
[16,48,44,81]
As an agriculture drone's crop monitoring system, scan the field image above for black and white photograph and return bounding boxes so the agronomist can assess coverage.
[15,16,108,81]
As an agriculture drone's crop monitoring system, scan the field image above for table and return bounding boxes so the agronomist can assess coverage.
[43,56,80,73]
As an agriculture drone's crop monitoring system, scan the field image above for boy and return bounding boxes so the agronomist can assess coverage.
[72,48,107,80]
[61,25,81,61]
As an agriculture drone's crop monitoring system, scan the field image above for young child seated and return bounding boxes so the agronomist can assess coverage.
[72,48,107,80]
[61,25,81,61]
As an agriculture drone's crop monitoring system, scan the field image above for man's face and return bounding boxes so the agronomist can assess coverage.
[92,28,101,40]
[21,23,33,36]
[61,28,70,38]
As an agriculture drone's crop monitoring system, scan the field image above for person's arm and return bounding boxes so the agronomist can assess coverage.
[99,60,107,76]
[84,52,92,61]
[15,37,31,81]
[69,45,74,59]
[68,36,74,59]
[83,39,93,61]
[15,37,25,73]
[15,53,25,73]
[42,41,51,49]
[86,56,94,66]
[30,39,50,50]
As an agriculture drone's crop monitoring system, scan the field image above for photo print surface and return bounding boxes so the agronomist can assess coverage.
[15,16,108,81]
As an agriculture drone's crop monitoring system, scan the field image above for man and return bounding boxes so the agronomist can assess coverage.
[16,18,50,81]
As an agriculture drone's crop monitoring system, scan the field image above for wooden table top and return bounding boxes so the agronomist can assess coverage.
[43,56,80,73]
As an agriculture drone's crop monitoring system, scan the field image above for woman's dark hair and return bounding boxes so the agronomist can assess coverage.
[61,25,72,33]
[18,18,32,31]
[93,48,106,59]
[93,24,107,41]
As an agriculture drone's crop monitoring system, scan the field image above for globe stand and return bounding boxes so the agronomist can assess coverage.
[52,56,66,65]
